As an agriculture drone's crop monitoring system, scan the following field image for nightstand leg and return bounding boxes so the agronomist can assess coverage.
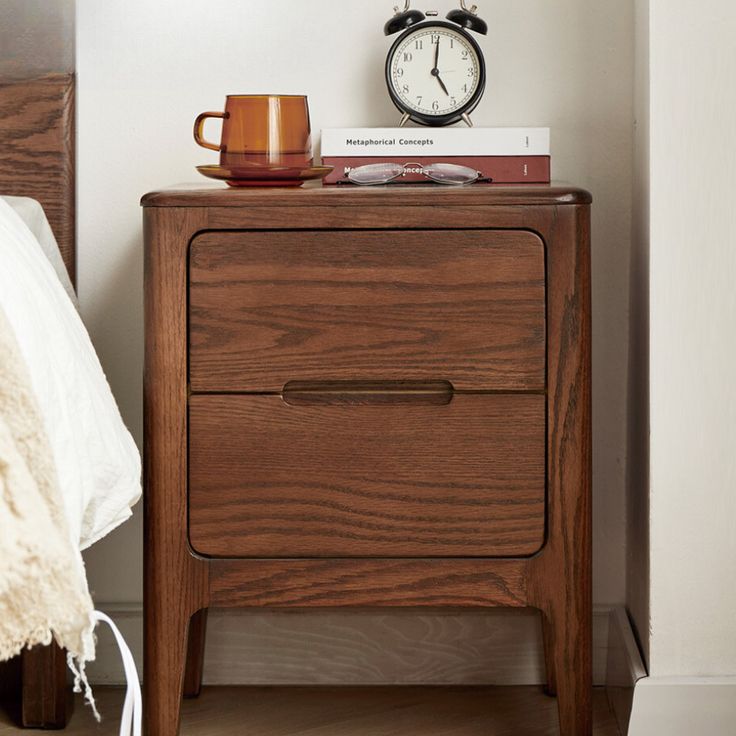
[541,613,557,697]
[183,608,208,698]
[144,591,190,736]
[540,596,592,736]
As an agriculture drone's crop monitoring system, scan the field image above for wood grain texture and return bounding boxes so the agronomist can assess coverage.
[141,182,592,208]
[526,204,593,735]
[209,558,527,609]
[189,394,546,558]
[0,74,75,283]
[144,207,210,736]
[142,186,592,736]
[194,205,570,234]
[189,230,546,392]
[0,687,621,736]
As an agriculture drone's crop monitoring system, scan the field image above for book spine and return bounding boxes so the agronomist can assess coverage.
[321,128,550,157]
[322,156,551,185]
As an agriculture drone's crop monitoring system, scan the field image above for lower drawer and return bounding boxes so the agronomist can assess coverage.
[188,393,546,558]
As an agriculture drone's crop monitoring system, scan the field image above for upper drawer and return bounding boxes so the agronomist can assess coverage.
[189,230,546,392]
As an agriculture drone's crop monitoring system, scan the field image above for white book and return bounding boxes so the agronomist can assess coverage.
[321,127,550,157]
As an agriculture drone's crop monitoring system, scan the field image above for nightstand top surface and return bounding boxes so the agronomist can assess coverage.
[141,182,591,208]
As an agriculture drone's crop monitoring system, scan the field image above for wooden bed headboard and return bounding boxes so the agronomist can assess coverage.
[0,74,75,285]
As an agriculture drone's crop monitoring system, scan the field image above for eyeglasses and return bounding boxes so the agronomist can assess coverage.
[339,162,491,186]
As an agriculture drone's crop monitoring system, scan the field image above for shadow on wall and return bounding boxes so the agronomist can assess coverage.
[626,158,650,667]
[625,0,650,669]
[81,228,144,604]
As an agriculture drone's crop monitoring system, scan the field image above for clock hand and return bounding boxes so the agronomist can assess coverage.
[430,41,450,97]
[431,67,451,96]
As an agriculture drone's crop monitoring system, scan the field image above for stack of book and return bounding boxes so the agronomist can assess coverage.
[321,127,550,185]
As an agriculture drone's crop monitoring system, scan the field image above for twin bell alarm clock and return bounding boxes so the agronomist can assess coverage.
[384,0,488,127]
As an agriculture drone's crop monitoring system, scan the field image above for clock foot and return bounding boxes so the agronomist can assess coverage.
[461,113,474,128]
[399,113,411,128]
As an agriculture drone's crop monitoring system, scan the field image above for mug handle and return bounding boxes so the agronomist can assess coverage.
[194,111,226,151]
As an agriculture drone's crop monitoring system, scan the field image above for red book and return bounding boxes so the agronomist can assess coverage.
[321,155,550,185]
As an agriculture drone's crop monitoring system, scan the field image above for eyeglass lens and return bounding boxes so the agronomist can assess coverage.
[346,162,481,186]
[423,163,480,185]
[347,163,405,185]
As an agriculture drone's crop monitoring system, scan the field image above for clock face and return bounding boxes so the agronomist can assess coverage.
[388,24,483,122]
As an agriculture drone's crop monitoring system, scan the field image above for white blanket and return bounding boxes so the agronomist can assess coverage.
[0,306,94,663]
[0,195,141,668]
[1,196,77,304]
[0,197,141,550]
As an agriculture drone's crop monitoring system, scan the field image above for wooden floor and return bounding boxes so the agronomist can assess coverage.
[0,687,621,736]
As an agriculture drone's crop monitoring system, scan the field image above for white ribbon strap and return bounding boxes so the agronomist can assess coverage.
[91,610,142,736]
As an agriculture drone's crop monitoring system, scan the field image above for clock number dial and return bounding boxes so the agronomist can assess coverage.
[390,26,482,119]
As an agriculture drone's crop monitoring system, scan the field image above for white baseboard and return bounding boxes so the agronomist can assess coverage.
[88,604,613,687]
[628,677,736,736]
[606,609,736,735]
[605,607,647,734]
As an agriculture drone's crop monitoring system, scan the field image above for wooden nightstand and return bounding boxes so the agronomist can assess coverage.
[142,184,592,736]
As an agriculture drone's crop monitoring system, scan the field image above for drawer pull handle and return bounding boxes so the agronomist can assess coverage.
[282,380,454,406]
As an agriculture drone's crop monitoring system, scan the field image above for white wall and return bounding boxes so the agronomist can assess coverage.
[647,0,736,677]
[77,0,633,639]
[0,0,74,78]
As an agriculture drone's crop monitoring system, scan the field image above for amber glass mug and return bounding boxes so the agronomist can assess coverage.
[194,95,312,168]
